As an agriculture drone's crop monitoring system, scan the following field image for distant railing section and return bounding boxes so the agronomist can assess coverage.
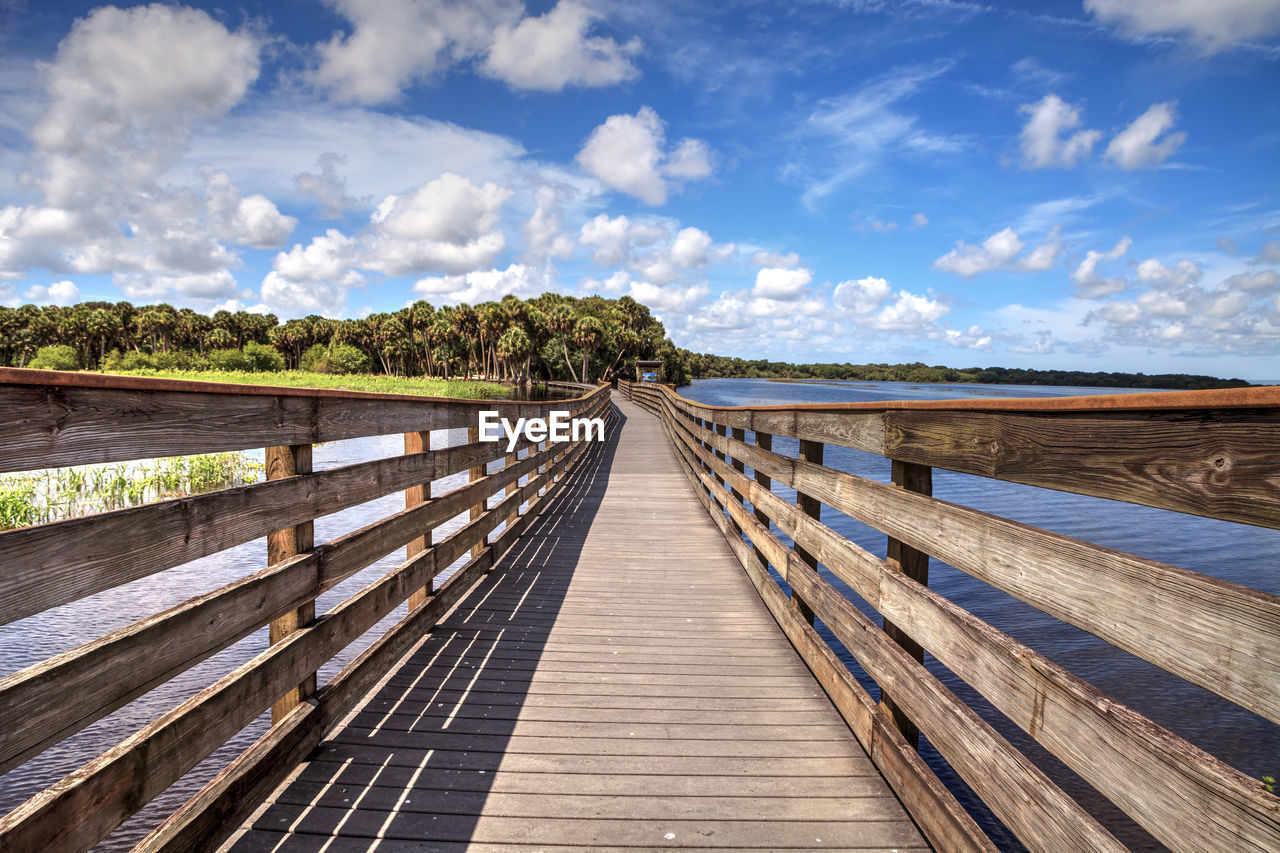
[621,379,1280,852]
[0,368,611,852]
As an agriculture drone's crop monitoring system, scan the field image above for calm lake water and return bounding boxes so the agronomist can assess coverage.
[679,378,1280,852]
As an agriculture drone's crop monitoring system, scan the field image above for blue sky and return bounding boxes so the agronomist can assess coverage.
[1,0,1278,378]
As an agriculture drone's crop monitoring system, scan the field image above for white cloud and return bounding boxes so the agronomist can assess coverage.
[933,227,1062,278]
[0,4,311,307]
[23,280,80,306]
[365,172,512,275]
[483,0,641,91]
[911,212,929,228]
[294,153,365,218]
[865,290,949,331]
[833,276,891,314]
[797,60,960,206]
[312,0,505,104]
[578,215,727,286]
[315,0,639,103]
[1085,0,1280,52]
[1105,102,1187,169]
[1255,240,1280,264]
[750,250,802,268]
[1086,260,1280,353]
[669,227,713,268]
[521,186,575,260]
[1071,235,1132,298]
[752,266,813,300]
[412,262,554,305]
[579,213,635,266]
[1018,95,1101,169]
[627,280,710,313]
[575,106,714,205]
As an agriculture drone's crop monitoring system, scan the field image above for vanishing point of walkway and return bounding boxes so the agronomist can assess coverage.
[227,395,927,851]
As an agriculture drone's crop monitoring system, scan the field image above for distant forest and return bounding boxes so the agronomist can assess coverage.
[678,352,1253,390]
[1,296,1253,390]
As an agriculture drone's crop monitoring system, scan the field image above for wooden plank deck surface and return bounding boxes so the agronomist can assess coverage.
[226,394,927,852]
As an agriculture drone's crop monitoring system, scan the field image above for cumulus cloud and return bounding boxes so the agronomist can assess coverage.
[575,106,714,205]
[752,267,814,300]
[294,153,366,218]
[521,186,576,260]
[1255,240,1280,264]
[1105,102,1187,169]
[1018,95,1101,169]
[627,280,710,313]
[1071,235,1132,298]
[1085,0,1280,52]
[1085,260,1280,353]
[22,280,81,306]
[365,171,512,275]
[933,227,1063,278]
[315,0,639,103]
[750,250,802,269]
[413,262,555,304]
[911,212,929,228]
[483,0,641,91]
[578,215,727,286]
[0,4,306,307]
[833,276,891,314]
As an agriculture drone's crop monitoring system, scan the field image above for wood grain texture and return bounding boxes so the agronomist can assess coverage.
[665,401,1280,852]
[266,444,317,723]
[228,394,924,853]
[639,381,1280,527]
[0,374,608,472]
[670,401,1280,725]
[0,448,434,626]
[661,410,991,853]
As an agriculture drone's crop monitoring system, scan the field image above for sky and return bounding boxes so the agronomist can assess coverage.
[1,0,1278,378]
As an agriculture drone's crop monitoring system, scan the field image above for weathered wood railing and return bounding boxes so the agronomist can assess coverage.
[0,368,610,852]
[621,379,1280,852]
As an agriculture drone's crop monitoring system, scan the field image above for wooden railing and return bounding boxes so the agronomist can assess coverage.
[621,379,1280,852]
[0,368,611,852]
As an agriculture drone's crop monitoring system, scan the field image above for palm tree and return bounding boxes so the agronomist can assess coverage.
[573,316,604,383]
[496,326,531,383]
[547,304,579,382]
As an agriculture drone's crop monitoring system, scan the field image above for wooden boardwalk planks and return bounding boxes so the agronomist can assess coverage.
[226,395,927,851]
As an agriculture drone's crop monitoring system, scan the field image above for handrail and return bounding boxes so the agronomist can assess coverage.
[0,369,612,852]
[620,379,1280,853]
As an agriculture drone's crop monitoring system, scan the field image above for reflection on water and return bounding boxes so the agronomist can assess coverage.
[0,429,482,851]
[681,378,1279,852]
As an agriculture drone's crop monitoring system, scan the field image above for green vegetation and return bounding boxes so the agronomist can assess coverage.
[674,353,1252,390]
[103,368,508,399]
[0,293,681,386]
[0,452,262,531]
[2,296,1251,390]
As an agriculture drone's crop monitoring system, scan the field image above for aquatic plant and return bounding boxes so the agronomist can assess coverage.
[0,452,263,531]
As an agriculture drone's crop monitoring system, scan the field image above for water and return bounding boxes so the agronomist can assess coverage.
[679,378,1280,851]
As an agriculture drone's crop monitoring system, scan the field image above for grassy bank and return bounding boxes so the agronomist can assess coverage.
[99,368,508,399]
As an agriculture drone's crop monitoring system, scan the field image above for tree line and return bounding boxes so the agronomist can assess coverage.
[1,294,685,385]
[673,352,1252,390]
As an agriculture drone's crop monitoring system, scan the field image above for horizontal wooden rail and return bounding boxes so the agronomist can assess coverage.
[0,373,610,852]
[662,395,1280,725]
[635,379,1280,528]
[623,379,1280,853]
[0,367,597,473]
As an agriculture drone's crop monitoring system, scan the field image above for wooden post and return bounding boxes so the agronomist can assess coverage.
[405,430,431,611]
[468,425,485,559]
[792,439,822,625]
[266,443,315,724]
[881,459,933,749]
[506,448,520,529]
[753,431,773,574]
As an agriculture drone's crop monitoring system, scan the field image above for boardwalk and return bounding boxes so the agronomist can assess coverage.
[227,395,926,852]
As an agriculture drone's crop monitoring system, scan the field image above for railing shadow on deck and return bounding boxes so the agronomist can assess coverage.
[231,406,626,850]
[0,369,612,852]
[620,379,1280,853]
